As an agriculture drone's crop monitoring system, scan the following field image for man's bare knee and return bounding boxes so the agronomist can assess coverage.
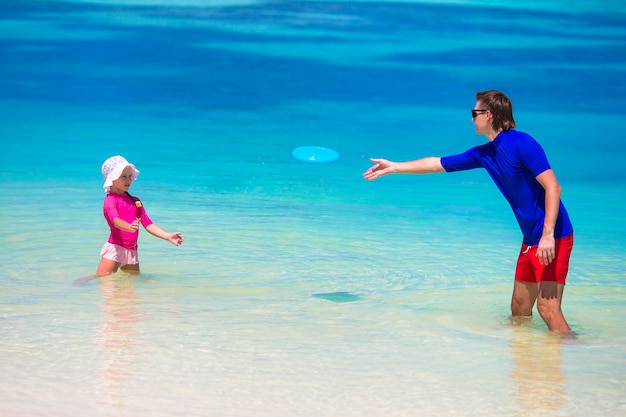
[536,283,571,333]
[536,299,556,320]
[511,298,533,317]
[511,280,537,316]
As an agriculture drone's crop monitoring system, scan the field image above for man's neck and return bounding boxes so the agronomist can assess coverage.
[486,128,503,142]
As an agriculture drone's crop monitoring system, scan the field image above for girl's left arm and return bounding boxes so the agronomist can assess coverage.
[145,223,184,246]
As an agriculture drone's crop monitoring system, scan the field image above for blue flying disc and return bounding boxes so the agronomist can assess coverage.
[292,146,340,163]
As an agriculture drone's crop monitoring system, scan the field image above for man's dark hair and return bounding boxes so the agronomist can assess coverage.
[476,90,516,131]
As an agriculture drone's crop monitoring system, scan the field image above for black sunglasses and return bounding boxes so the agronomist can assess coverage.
[471,109,488,118]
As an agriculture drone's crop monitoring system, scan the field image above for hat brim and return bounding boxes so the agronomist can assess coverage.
[103,163,140,192]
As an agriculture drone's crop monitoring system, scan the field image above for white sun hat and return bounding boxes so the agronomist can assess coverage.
[101,155,140,193]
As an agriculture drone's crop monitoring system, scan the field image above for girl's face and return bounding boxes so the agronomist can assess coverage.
[110,166,134,194]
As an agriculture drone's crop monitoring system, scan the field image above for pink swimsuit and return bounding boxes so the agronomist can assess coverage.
[103,192,153,250]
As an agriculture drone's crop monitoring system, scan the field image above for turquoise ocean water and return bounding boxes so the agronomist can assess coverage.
[1,1,625,416]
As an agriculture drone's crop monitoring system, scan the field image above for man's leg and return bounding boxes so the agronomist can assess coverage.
[511,280,538,317]
[536,281,571,333]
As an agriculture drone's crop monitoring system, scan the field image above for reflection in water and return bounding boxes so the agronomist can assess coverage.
[509,325,571,417]
[96,275,140,417]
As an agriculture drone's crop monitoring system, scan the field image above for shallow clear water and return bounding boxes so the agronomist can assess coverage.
[1,1,625,416]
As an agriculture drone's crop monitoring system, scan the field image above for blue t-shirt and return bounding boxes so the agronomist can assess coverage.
[440,129,573,245]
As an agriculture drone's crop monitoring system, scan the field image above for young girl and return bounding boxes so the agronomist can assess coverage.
[96,155,184,276]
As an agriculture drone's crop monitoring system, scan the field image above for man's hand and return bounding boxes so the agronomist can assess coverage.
[536,235,556,265]
[363,158,396,180]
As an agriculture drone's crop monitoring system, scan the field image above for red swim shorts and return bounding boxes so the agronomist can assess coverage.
[514,234,574,284]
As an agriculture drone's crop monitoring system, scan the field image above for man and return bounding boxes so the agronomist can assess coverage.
[363,90,574,333]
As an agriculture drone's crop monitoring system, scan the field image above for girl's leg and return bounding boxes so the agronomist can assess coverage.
[121,263,140,274]
[97,258,120,276]
[75,257,120,285]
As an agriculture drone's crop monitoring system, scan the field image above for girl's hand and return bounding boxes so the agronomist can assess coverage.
[129,219,140,233]
[169,232,184,246]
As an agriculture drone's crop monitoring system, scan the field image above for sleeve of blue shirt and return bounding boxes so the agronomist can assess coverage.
[515,133,552,177]
[440,147,484,172]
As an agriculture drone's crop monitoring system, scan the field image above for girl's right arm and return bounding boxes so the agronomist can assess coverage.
[113,217,139,233]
